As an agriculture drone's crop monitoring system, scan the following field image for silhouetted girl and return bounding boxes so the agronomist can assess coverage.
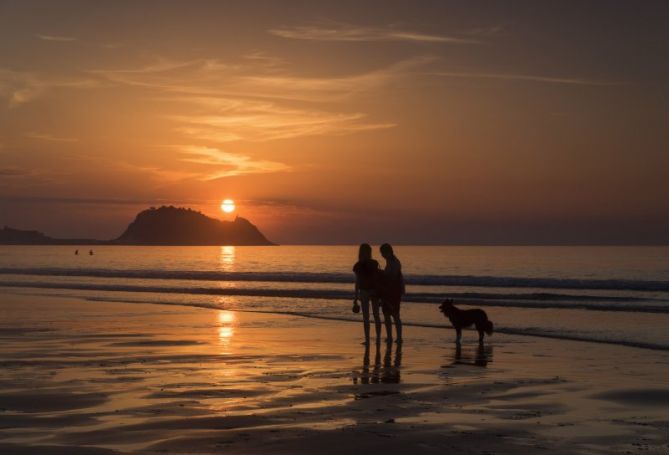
[353,243,382,344]
[379,243,404,343]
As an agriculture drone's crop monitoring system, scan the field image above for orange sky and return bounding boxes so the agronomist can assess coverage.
[1,1,668,244]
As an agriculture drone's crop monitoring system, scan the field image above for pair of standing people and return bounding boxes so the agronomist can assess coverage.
[353,243,404,344]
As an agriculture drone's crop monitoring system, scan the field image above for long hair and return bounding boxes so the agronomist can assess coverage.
[358,243,372,261]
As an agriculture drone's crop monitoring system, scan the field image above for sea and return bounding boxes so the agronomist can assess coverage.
[1,245,668,351]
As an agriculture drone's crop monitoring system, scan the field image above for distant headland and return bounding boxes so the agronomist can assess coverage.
[0,206,274,246]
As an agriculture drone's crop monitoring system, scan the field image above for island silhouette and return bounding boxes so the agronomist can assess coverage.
[0,206,273,246]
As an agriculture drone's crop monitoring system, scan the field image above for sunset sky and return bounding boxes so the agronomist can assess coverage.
[1,1,667,244]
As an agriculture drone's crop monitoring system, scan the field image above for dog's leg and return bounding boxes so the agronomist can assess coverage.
[478,328,484,342]
[455,327,462,343]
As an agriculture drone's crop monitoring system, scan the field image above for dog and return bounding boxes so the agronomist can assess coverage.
[439,299,494,343]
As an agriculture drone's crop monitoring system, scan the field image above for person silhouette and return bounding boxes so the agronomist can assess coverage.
[353,243,382,344]
[378,243,404,343]
[89,249,94,256]
[74,249,78,255]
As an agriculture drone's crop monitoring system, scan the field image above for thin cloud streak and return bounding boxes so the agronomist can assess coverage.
[428,71,621,86]
[115,161,200,182]
[240,56,433,101]
[36,34,76,42]
[26,132,79,143]
[91,56,431,102]
[178,145,289,180]
[170,97,395,142]
[92,58,204,75]
[0,69,101,107]
[91,57,416,141]
[36,33,126,50]
[269,25,480,44]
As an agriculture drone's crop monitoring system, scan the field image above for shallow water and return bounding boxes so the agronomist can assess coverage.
[1,245,668,350]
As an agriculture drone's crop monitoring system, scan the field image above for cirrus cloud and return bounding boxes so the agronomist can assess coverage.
[26,132,79,143]
[170,96,395,143]
[178,145,290,180]
[0,69,101,107]
[36,34,76,42]
[269,24,481,44]
[427,70,621,86]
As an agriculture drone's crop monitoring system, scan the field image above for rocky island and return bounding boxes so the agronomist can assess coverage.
[113,206,273,245]
[0,206,273,246]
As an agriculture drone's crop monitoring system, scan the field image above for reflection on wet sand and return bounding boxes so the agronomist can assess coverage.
[218,310,236,345]
[3,293,669,454]
[444,341,493,368]
[353,341,402,384]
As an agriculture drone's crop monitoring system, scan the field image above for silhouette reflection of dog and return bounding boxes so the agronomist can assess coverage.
[444,341,493,368]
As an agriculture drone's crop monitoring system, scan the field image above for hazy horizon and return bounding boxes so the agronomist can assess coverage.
[1,1,668,245]
[4,206,669,247]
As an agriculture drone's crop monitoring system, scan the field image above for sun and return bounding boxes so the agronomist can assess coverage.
[220,199,236,214]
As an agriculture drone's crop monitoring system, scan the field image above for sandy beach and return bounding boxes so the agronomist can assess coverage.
[0,292,667,454]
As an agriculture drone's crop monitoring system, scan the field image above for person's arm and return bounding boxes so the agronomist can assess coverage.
[386,258,401,279]
[353,264,360,302]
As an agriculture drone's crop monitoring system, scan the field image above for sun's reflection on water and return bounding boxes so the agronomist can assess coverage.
[218,310,236,345]
[219,246,236,271]
[219,310,235,324]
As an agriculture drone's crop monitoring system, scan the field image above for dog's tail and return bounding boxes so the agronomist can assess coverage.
[484,320,494,335]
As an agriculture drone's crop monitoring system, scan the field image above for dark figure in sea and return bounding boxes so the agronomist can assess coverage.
[353,243,382,344]
[439,299,494,343]
[378,243,404,343]
[74,249,78,255]
[89,249,94,256]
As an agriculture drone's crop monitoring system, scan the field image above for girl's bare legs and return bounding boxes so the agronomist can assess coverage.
[393,313,403,343]
[361,293,371,344]
[371,297,382,342]
[382,303,393,342]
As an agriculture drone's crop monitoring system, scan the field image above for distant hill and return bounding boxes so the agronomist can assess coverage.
[0,226,101,245]
[114,206,273,245]
[0,206,274,246]
[0,226,53,244]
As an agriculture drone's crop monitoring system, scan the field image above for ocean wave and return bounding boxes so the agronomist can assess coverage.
[1,280,667,313]
[1,267,669,291]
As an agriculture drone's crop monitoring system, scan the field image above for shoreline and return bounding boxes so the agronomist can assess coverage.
[7,287,669,352]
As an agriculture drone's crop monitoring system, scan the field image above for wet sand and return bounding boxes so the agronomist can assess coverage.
[1,293,668,454]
